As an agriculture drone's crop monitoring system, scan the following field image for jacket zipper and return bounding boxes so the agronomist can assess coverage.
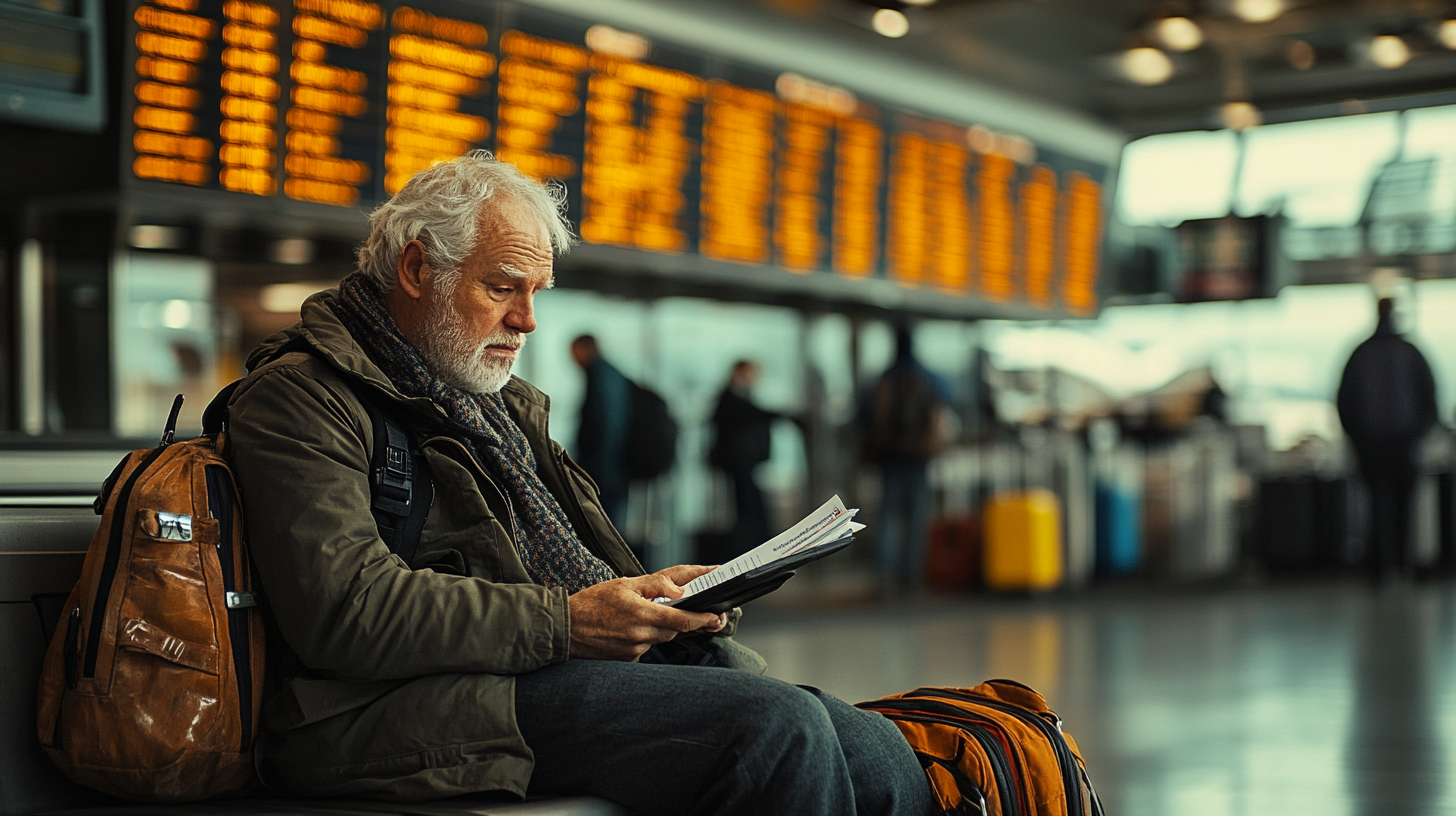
[423,433,636,577]
[83,445,169,679]
[206,465,251,752]
[554,448,641,574]
[908,688,1084,816]
[869,704,1021,816]
[425,436,518,544]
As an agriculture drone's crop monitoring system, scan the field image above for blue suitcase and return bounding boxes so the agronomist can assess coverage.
[1096,481,1141,576]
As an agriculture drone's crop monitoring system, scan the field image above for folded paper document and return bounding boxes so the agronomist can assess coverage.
[661,495,862,614]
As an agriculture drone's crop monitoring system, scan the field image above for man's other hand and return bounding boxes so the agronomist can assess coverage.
[568,565,726,661]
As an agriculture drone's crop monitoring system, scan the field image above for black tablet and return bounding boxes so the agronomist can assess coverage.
[670,535,856,614]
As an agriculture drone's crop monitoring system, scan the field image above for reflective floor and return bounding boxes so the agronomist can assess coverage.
[734,579,1456,816]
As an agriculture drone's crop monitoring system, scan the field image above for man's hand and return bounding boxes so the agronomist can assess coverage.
[568,565,727,661]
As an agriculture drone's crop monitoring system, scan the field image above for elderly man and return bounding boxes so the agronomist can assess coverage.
[227,152,933,816]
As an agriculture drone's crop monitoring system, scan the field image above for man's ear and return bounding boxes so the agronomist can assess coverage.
[396,240,428,299]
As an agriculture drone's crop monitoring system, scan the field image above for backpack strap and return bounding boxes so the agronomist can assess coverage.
[202,343,434,565]
[202,381,241,436]
[350,389,433,565]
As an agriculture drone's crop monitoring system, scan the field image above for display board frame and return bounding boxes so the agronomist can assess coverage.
[118,0,1112,319]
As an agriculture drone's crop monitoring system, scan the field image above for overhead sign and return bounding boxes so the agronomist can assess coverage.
[123,0,1110,315]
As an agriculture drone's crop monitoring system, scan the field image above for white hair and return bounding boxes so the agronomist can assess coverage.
[356,150,574,293]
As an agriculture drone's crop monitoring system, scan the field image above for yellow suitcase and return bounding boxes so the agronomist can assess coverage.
[982,489,1063,591]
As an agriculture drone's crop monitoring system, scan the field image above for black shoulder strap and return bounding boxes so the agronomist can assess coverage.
[202,381,240,436]
[351,389,433,565]
[202,340,433,564]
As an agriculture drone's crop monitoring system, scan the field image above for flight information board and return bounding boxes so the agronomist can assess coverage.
[123,0,1108,314]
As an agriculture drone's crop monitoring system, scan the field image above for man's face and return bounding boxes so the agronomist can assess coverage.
[415,197,554,394]
[732,364,759,391]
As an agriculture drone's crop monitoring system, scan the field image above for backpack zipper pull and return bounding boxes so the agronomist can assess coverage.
[161,394,184,446]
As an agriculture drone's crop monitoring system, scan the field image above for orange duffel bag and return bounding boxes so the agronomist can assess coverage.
[858,680,1103,816]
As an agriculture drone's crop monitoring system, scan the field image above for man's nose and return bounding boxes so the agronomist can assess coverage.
[505,294,537,334]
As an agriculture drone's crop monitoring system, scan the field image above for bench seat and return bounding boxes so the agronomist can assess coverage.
[45,797,629,816]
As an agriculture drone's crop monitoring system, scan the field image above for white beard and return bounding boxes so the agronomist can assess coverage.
[415,294,524,394]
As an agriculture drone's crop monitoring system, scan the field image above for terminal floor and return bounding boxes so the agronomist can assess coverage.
[733,579,1456,816]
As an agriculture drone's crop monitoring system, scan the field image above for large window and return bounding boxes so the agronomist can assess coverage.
[1236,113,1400,226]
[1117,130,1239,226]
[1117,108,1454,229]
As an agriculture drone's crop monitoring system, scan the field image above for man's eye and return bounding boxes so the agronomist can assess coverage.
[492,286,514,296]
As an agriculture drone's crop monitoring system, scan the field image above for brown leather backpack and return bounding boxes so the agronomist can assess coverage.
[35,397,264,802]
[859,680,1104,816]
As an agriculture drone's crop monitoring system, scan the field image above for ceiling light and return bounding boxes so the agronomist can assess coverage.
[1287,39,1316,69]
[584,25,651,60]
[128,225,185,250]
[1369,35,1410,69]
[1232,0,1282,23]
[1156,17,1203,51]
[872,8,909,38]
[1221,101,1262,130]
[161,299,193,330]
[1440,20,1456,50]
[1122,47,1174,85]
[268,238,315,265]
[901,0,937,6]
[260,283,332,314]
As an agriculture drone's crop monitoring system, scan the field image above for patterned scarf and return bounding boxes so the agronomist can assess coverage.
[332,272,617,593]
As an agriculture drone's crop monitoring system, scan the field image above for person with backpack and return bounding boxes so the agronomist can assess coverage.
[860,324,955,595]
[569,334,681,531]
[569,334,632,524]
[200,153,935,815]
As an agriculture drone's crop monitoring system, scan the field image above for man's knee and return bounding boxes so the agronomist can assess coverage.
[729,678,838,750]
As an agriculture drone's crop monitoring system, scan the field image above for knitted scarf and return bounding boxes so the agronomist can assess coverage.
[332,272,617,593]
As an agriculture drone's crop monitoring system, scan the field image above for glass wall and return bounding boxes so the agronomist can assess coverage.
[983,280,1456,451]
[1118,104,1456,262]
[111,253,223,438]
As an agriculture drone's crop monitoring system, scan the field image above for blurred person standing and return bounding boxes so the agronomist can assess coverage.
[1336,297,1439,584]
[571,334,631,524]
[709,360,778,552]
[860,325,954,593]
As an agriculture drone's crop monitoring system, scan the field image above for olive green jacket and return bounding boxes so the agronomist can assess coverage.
[227,291,759,801]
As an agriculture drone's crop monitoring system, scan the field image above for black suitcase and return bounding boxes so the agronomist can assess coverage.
[1259,477,1317,571]
[1313,477,1366,568]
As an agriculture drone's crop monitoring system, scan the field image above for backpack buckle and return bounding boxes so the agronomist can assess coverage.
[225,591,259,609]
[376,441,413,513]
[156,512,193,541]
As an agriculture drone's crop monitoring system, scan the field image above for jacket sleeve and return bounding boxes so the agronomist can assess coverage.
[228,362,570,682]
[1415,346,1440,434]
[1335,350,1360,437]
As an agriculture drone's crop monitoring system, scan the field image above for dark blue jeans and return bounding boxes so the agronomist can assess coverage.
[514,659,935,816]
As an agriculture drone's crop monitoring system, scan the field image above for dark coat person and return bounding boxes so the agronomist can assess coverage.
[859,325,953,593]
[709,360,777,552]
[570,334,632,525]
[225,151,933,815]
[1336,297,1439,582]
